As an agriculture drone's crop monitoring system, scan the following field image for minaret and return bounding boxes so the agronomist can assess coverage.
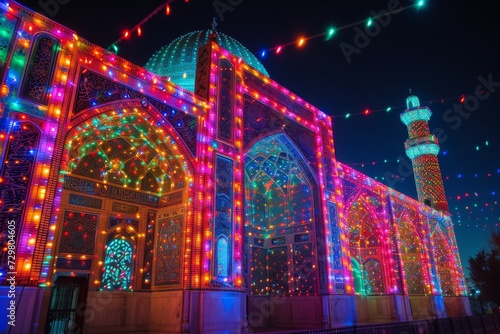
[400,91,449,212]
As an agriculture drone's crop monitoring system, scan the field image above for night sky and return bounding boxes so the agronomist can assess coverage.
[14,0,500,281]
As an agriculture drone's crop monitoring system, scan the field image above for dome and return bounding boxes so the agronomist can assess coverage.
[144,30,269,92]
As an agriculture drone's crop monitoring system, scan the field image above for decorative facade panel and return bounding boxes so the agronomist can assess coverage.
[63,175,158,207]
[243,95,317,172]
[218,59,234,142]
[251,247,267,295]
[155,214,183,285]
[68,194,103,209]
[292,243,315,295]
[269,246,288,296]
[108,216,139,230]
[21,35,58,104]
[243,71,314,121]
[0,122,40,271]
[142,211,156,289]
[58,210,98,255]
[55,258,92,270]
[111,202,138,214]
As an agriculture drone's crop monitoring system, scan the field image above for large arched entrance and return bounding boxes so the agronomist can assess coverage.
[243,133,322,329]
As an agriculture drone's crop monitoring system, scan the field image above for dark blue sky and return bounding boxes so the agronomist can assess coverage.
[16,0,500,279]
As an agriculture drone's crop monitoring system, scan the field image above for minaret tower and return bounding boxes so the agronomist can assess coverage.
[400,91,449,212]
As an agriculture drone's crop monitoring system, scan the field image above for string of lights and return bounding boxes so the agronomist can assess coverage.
[107,0,190,53]
[332,91,489,119]
[346,140,494,168]
[256,1,426,57]
[106,0,424,61]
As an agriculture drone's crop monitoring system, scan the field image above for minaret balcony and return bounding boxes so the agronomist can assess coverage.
[400,107,432,126]
[404,135,440,159]
[404,134,439,150]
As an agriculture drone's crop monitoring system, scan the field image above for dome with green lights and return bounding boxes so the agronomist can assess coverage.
[144,30,269,92]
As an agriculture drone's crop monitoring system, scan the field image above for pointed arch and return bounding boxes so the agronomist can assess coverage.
[46,100,195,287]
[346,193,386,295]
[244,133,321,296]
[245,133,316,231]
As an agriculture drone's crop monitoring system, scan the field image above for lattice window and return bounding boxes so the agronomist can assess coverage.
[101,238,134,290]
[21,34,59,104]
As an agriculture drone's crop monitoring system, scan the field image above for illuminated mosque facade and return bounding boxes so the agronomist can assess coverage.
[0,2,471,333]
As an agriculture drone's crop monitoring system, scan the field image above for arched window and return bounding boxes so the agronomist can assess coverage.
[352,258,363,294]
[101,238,134,290]
[245,138,313,231]
[216,236,229,278]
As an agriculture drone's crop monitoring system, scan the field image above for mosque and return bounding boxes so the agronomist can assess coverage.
[0,1,471,333]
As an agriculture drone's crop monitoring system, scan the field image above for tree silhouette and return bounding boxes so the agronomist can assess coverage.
[468,230,500,305]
